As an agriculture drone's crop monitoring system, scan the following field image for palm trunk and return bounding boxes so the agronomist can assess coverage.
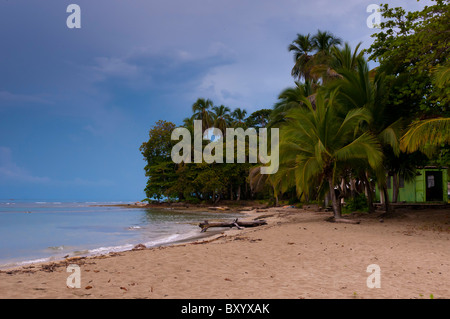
[382,185,390,213]
[392,173,399,203]
[350,177,357,198]
[324,191,330,208]
[328,176,341,219]
[361,172,375,213]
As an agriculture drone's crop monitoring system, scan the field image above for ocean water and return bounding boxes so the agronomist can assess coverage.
[0,200,240,269]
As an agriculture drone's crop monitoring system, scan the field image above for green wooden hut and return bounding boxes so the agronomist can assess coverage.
[375,167,448,203]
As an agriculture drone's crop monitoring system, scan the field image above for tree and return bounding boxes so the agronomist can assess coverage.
[289,30,342,83]
[400,63,450,156]
[367,0,450,117]
[231,108,248,127]
[212,105,232,133]
[288,33,315,81]
[140,120,178,201]
[327,58,403,210]
[277,90,383,218]
[330,42,365,73]
[192,98,214,130]
[246,109,272,128]
[312,30,342,54]
[309,30,342,83]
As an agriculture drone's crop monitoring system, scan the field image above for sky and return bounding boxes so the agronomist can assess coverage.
[0,0,433,202]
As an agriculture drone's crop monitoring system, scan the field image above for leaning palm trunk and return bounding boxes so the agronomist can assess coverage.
[392,173,399,203]
[327,175,341,219]
[361,171,375,213]
[381,185,391,213]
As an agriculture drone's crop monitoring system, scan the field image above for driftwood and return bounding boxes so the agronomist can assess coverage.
[253,214,275,220]
[199,218,267,232]
[208,206,230,211]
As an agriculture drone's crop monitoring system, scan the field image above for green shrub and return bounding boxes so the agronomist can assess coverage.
[343,193,368,214]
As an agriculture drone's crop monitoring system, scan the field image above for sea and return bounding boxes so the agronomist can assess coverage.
[0,200,240,269]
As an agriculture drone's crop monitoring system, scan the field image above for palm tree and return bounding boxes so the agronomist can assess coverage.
[330,42,365,73]
[327,58,403,211]
[309,30,342,83]
[212,105,231,133]
[288,33,315,81]
[288,30,342,84]
[182,116,194,131]
[231,108,248,127]
[277,90,383,219]
[312,30,342,54]
[192,98,213,131]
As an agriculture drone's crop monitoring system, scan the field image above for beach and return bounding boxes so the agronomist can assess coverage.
[0,206,449,299]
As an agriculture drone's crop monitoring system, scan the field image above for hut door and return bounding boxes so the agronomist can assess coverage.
[425,171,443,202]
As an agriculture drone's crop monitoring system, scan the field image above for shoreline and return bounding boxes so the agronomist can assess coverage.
[1,206,449,298]
[0,228,226,272]
[0,208,268,276]
[0,207,255,272]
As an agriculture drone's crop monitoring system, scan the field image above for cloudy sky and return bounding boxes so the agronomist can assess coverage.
[0,0,432,201]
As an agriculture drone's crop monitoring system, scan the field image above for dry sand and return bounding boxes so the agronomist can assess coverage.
[0,207,449,299]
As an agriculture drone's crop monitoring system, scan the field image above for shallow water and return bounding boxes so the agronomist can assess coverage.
[0,200,240,268]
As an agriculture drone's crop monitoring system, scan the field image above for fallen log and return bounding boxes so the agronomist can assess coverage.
[208,206,230,211]
[199,218,267,232]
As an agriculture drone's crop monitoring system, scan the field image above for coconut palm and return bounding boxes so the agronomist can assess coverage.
[192,98,213,131]
[212,105,231,133]
[312,30,342,55]
[277,90,383,218]
[288,33,315,81]
[330,42,365,73]
[326,58,404,211]
[308,30,342,83]
[231,108,248,127]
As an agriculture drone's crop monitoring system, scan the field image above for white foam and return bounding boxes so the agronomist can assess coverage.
[17,257,51,266]
[88,244,135,255]
[86,230,198,257]
[128,226,142,230]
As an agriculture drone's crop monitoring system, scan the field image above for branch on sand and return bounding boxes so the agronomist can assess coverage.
[199,218,267,232]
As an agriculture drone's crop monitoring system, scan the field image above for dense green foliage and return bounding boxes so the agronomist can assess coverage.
[141,1,449,214]
[367,0,449,117]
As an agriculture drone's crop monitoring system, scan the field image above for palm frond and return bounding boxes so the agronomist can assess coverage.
[400,118,450,155]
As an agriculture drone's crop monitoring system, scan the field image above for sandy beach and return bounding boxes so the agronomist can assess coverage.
[0,206,449,299]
